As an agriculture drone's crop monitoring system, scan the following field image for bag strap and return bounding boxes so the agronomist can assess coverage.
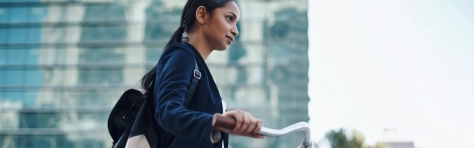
[162,57,200,147]
[184,58,200,108]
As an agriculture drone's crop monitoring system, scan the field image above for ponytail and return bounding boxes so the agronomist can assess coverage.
[167,26,186,46]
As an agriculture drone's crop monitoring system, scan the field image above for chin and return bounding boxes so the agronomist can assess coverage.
[215,45,229,51]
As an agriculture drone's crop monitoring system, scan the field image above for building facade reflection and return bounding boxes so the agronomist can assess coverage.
[0,0,308,147]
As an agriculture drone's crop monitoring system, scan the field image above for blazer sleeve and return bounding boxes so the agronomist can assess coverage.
[153,45,214,145]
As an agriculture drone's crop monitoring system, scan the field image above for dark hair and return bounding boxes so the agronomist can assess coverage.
[141,0,235,91]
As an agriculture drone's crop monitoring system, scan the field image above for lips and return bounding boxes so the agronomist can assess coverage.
[226,36,234,42]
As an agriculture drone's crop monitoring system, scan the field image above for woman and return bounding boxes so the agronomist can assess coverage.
[140,0,263,147]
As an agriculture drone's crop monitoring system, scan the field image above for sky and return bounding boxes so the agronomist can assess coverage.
[307,0,474,148]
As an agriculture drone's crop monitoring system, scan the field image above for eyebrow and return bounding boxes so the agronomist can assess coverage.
[227,12,239,21]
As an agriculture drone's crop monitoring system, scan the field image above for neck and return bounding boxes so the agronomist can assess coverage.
[186,33,212,60]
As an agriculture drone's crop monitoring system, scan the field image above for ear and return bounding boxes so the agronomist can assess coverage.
[195,6,208,25]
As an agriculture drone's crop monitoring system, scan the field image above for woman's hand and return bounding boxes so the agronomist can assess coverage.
[223,109,264,139]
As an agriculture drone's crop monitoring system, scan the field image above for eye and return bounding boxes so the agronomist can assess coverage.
[227,16,234,22]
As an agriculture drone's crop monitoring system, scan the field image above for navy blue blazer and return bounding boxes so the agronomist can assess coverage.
[153,42,228,148]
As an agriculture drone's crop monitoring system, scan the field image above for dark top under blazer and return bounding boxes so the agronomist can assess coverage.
[153,42,227,148]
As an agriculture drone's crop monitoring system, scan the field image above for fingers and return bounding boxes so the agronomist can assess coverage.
[252,119,262,135]
[240,112,251,134]
[224,109,246,134]
[244,114,256,134]
[251,119,264,139]
[231,110,244,133]
[222,110,243,134]
[223,109,264,139]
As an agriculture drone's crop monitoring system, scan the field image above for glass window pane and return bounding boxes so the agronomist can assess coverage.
[82,136,106,147]
[0,70,4,84]
[23,90,37,107]
[83,4,108,22]
[4,91,36,106]
[36,135,54,147]
[81,25,127,42]
[15,0,35,2]
[30,6,46,23]
[62,91,93,106]
[10,7,29,23]
[0,28,7,43]
[41,69,62,84]
[47,27,67,44]
[0,49,5,65]
[20,112,54,128]
[80,26,106,42]
[6,49,26,64]
[8,28,28,43]
[0,8,9,23]
[25,48,40,64]
[144,22,164,40]
[104,48,125,63]
[228,43,247,62]
[64,26,79,43]
[78,69,101,85]
[103,69,123,84]
[155,22,176,39]
[25,69,43,85]
[56,135,74,147]
[6,70,23,85]
[17,135,33,147]
[146,47,163,62]
[107,25,126,41]
[37,113,60,128]
[108,4,125,22]
[50,48,66,64]
[78,69,123,85]
[4,91,23,102]
[79,48,125,63]
[44,5,60,23]
[44,0,69,2]
[79,48,100,63]
[27,27,42,44]
[66,5,83,23]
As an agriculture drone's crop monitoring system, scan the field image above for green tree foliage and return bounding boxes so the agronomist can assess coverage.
[325,129,386,148]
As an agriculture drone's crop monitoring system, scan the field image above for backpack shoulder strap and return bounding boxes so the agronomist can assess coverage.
[162,57,201,147]
[184,58,200,108]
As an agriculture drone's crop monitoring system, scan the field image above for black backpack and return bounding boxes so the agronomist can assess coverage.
[107,59,201,148]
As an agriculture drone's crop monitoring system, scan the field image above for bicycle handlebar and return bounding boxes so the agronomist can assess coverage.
[212,114,312,148]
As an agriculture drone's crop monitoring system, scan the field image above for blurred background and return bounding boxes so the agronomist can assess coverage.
[309,0,473,148]
[0,0,309,147]
[1,0,473,148]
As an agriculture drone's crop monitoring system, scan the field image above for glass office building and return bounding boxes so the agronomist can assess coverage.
[0,0,308,147]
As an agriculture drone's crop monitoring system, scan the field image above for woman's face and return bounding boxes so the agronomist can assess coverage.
[203,1,240,51]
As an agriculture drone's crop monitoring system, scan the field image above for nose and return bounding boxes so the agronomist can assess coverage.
[231,25,239,37]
